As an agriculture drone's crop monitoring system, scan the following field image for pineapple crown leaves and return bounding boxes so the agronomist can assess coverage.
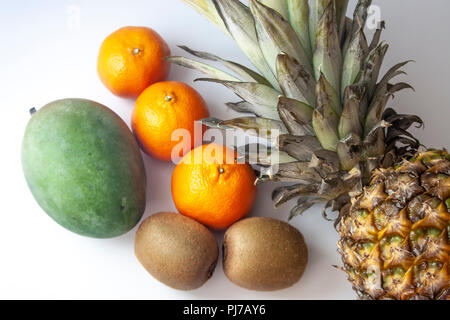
[174,0,424,219]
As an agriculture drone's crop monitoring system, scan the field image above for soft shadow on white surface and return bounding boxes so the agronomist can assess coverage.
[0,0,449,299]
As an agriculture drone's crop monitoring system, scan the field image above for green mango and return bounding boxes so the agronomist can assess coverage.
[22,98,146,238]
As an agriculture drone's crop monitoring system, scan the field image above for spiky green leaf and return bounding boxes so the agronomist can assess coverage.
[237,144,297,166]
[335,0,350,42]
[277,97,315,136]
[213,0,279,89]
[195,78,281,120]
[365,82,414,134]
[278,134,323,161]
[226,101,255,114]
[343,84,366,127]
[362,127,385,158]
[178,45,271,85]
[260,0,289,20]
[200,117,286,146]
[226,101,280,120]
[278,97,314,124]
[372,60,412,100]
[249,0,313,77]
[268,162,323,183]
[339,98,363,139]
[312,104,340,152]
[364,93,389,136]
[313,2,343,96]
[343,0,372,53]
[316,73,342,115]
[167,56,240,81]
[359,43,389,98]
[287,0,312,59]
[309,0,331,50]
[310,149,341,174]
[276,53,316,106]
[337,133,361,170]
[221,117,288,142]
[341,28,368,97]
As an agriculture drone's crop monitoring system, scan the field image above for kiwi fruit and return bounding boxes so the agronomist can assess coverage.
[223,217,308,291]
[135,212,219,290]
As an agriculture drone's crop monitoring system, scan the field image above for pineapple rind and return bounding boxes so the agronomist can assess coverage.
[338,150,450,300]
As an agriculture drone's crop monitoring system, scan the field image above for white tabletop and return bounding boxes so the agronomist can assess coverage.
[1,0,449,299]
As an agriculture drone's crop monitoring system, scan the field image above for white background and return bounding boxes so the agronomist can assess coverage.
[0,0,449,300]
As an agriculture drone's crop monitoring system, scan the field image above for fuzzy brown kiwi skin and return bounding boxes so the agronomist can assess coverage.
[223,217,308,291]
[135,212,219,290]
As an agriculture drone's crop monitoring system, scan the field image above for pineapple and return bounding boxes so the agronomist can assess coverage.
[338,150,450,299]
[172,0,450,299]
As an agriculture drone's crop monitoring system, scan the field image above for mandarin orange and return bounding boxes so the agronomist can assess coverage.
[171,144,257,229]
[131,81,209,161]
[97,26,170,97]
